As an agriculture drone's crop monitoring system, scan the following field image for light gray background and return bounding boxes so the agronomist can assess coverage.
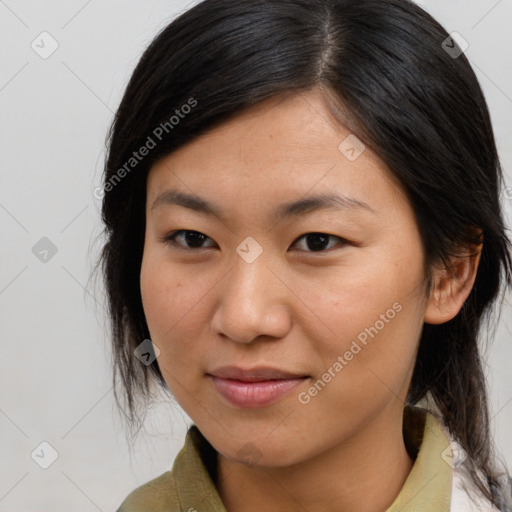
[1,1,511,510]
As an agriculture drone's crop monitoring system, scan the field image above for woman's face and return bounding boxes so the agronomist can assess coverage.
[140,88,430,466]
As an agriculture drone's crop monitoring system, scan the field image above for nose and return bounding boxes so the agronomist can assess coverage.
[210,252,292,344]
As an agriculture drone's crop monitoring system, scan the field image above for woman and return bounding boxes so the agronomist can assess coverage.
[95,0,512,510]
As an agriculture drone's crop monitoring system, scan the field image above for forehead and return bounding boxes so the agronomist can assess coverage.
[146,89,406,217]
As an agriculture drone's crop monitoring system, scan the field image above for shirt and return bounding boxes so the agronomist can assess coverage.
[115,406,499,511]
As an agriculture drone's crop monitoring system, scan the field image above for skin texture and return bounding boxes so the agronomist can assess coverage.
[140,88,482,512]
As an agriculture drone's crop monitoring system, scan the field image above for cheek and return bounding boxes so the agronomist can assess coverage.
[299,242,425,395]
[140,255,172,336]
[141,246,189,325]
[139,250,214,372]
[295,292,421,447]
[140,254,204,406]
[298,255,420,348]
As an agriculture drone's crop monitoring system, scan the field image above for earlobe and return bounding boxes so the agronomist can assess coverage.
[424,230,483,325]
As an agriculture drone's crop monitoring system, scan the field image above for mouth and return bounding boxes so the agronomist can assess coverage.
[207,365,309,408]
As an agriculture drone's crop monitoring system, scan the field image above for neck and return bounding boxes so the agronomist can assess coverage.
[216,406,414,512]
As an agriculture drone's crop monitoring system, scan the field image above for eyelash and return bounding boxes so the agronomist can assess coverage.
[161,230,350,254]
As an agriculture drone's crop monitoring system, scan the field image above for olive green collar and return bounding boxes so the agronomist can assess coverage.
[173,406,451,512]
[117,406,453,511]
[387,406,452,510]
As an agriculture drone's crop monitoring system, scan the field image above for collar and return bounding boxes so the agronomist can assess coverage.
[172,406,453,512]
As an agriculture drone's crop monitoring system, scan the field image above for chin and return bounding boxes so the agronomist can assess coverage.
[210,429,308,469]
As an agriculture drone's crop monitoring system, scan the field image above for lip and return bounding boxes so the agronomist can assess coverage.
[208,365,307,382]
[207,366,309,408]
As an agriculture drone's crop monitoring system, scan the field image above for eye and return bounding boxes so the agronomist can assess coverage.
[291,232,348,252]
[162,230,348,253]
[162,230,216,250]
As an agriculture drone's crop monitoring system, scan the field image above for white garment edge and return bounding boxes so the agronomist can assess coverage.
[440,422,505,512]
[450,466,500,512]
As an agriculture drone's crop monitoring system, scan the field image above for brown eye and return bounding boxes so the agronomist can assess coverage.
[163,230,216,250]
[291,233,347,252]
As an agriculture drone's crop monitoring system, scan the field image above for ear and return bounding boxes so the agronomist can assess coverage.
[424,228,483,325]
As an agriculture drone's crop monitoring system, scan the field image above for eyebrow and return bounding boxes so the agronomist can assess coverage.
[150,189,377,221]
